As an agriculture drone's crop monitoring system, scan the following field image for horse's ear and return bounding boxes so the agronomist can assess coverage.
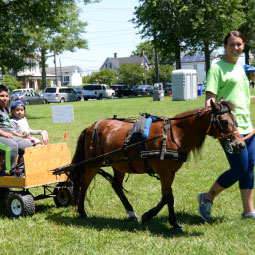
[210,99,220,111]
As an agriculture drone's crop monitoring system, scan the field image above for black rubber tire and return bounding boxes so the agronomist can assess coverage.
[43,99,48,104]
[60,98,65,103]
[6,192,35,218]
[98,94,103,100]
[53,183,74,207]
[25,100,30,105]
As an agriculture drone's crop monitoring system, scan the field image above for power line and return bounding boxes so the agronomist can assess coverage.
[60,57,101,63]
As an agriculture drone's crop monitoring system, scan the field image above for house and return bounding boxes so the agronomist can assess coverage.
[179,52,221,84]
[45,66,83,86]
[16,64,82,91]
[100,53,150,71]
[179,50,246,84]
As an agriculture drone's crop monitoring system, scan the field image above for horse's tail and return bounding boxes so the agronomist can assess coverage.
[70,128,87,206]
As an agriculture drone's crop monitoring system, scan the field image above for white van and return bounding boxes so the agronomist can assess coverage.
[82,84,115,100]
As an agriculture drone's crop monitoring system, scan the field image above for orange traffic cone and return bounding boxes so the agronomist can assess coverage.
[64,131,68,139]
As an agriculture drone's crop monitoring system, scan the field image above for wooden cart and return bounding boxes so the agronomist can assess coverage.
[0,143,73,218]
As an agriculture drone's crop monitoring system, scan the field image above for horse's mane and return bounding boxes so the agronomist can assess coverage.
[219,100,235,111]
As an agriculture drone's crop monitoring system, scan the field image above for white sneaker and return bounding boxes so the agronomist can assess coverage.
[242,210,255,219]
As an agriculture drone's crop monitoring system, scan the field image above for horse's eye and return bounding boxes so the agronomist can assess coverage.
[221,120,228,128]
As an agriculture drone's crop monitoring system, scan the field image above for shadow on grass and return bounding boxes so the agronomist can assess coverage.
[46,210,205,238]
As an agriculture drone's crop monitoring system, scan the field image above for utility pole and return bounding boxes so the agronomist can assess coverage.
[53,38,58,86]
[59,58,63,86]
[154,48,160,83]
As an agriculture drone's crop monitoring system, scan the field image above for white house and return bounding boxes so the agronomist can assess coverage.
[16,63,82,90]
[45,66,83,86]
[178,50,246,84]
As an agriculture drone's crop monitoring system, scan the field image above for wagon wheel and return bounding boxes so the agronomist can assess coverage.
[6,191,35,218]
[53,182,74,207]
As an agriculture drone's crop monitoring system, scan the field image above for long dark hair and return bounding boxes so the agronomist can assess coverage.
[224,30,244,46]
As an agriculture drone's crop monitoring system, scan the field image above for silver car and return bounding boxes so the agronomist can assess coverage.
[10,91,44,105]
[43,87,82,103]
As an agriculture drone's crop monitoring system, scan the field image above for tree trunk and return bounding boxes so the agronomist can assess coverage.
[175,40,181,70]
[204,41,211,76]
[41,49,47,90]
[244,46,250,65]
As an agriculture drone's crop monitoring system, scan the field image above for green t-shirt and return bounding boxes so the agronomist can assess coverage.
[206,60,253,134]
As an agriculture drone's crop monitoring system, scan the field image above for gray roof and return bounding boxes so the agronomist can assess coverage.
[181,51,220,63]
[45,65,82,74]
[101,56,150,69]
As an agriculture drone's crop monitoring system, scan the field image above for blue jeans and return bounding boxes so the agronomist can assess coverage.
[217,134,255,189]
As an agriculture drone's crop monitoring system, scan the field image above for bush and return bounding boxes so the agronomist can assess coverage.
[2,75,22,91]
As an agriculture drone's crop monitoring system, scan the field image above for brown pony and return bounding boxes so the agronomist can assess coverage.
[68,100,245,232]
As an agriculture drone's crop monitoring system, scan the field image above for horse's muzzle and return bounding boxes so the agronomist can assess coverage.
[226,141,245,154]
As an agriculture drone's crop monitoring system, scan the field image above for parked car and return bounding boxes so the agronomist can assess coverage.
[43,87,82,103]
[163,83,172,94]
[72,86,82,96]
[110,84,137,98]
[82,84,115,100]
[10,91,45,105]
[134,85,154,95]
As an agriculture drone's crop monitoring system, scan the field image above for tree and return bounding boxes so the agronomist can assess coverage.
[147,65,173,84]
[2,75,22,91]
[118,64,144,86]
[25,2,88,89]
[186,0,244,73]
[89,69,116,85]
[133,0,191,69]
[0,0,98,75]
[131,40,175,65]
[238,0,255,64]
[133,0,245,74]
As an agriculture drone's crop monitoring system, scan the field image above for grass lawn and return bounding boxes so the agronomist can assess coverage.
[0,94,255,255]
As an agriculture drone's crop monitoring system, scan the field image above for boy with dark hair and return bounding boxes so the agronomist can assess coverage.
[0,85,33,177]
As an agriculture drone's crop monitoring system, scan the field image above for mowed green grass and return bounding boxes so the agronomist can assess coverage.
[1,94,255,255]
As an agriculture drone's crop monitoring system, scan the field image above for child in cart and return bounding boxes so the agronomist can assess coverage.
[10,100,48,146]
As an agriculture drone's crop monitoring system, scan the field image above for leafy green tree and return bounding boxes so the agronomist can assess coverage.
[131,40,175,65]
[133,0,191,69]
[118,64,144,86]
[2,75,22,91]
[133,0,245,74]
[25,3,88,89]
[186,0,244,73]
[147,65,174,84]
[89,69,116,85]
[238,0,255,64]
[0,0,98,75]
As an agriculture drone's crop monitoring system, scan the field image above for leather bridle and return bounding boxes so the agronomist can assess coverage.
[206,104,239,154]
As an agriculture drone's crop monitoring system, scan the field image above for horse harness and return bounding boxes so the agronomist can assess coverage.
[88,103,238,177]
[89,114,188,177]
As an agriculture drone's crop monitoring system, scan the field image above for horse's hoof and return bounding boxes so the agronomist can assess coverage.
[173,227,184,234]
[78,215,87,220]
[141,213,150,224]
[129,215,138,222]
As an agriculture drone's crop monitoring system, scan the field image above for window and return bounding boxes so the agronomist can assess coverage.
[64,76,70,82]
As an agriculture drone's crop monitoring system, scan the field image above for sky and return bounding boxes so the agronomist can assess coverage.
[46,0,145,76]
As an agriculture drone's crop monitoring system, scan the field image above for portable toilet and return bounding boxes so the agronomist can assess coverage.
[172,69,197,101]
